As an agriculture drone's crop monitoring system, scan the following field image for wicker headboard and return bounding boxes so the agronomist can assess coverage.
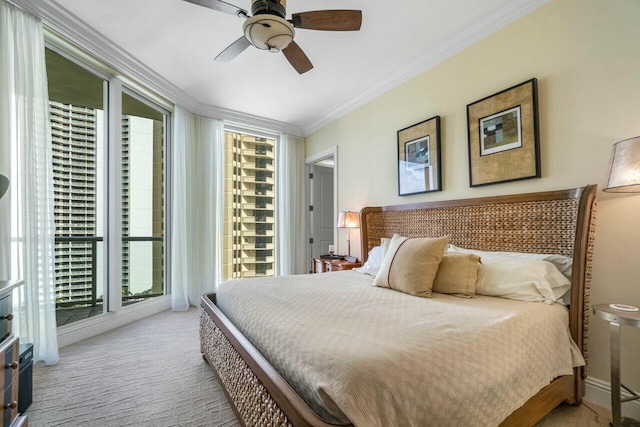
[360,185,597,380]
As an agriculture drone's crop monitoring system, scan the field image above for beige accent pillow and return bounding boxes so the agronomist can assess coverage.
[432,253,481,298]
[373,234,449,297]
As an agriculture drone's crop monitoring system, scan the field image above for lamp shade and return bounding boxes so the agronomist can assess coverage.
[0,174,8,200]
[604,136,640,193]
[337,211,359,228]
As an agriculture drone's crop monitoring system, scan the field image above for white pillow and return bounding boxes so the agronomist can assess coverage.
[475,256,570,304]
[353,238,392,277]
[447,244,573,279]
[354,245,385,276]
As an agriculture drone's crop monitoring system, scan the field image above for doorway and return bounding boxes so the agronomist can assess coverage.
[305,147,337,273]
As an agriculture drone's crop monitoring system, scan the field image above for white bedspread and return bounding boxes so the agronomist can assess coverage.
[215,271,583,427]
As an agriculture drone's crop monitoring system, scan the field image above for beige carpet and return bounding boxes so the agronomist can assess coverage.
[26,308,610,426]
[28,309,238,427]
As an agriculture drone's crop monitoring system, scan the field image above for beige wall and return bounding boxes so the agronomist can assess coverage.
[306,0,640,391]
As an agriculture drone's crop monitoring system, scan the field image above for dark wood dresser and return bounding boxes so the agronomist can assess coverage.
[0,281,27,427]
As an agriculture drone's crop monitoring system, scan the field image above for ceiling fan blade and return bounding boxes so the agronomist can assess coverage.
[291,10,362,31]
[282,41,313,74]
[215,37,251,62]
[182,0,249,18]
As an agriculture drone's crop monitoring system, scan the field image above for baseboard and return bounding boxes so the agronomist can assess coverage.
[585,376,640,419]
[56,295,172,348]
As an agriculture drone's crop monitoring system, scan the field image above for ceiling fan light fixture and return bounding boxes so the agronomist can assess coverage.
[243,15,294,52]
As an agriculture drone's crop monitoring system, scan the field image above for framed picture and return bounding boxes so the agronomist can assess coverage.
[397,116,441,196]
[467,78,540,187]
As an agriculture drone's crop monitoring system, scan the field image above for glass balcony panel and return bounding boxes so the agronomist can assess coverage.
[122,240,164,305]
[55,240,104,327]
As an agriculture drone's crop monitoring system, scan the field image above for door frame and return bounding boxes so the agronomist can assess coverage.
[305,146,338,272]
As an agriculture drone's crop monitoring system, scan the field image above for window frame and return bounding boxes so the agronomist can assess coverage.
[45,40,173,327]
[119,86,172,308]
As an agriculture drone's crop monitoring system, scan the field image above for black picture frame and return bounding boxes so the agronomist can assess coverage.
[397,116,442,196]
[466,78,540,187]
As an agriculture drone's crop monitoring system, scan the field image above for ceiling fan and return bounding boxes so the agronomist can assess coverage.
[183,0,362,74]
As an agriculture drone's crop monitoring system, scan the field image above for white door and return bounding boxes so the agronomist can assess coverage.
[310,165,334,262]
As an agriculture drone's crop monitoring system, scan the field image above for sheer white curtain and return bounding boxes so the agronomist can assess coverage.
[276,134,307,275]
[171,107,224,311]
[0,1,59,364]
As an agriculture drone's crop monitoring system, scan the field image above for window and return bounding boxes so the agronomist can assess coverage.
[121,91,167,307]
[223,131,275,280]
[47,49,106,326]
[46,47,170,326]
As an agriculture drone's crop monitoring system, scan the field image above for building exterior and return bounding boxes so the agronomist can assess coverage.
[121,115,130,297]
[223,132,275,280]
[51,102,141,306]
[51,101,99,305]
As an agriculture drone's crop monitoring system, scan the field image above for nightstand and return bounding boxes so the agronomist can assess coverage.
[593,304,640,427]
[0,280,27,427]
[312,258,361,273]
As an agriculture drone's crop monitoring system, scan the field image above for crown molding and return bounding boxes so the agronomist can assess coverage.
[195,103,304,137]
[7,0,302,135]
[301,0,549,136]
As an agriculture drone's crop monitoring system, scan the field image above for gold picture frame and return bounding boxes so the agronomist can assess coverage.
[467,79,540,187]
[397,116,441,196]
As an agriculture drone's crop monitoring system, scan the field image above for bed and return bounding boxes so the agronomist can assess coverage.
[199,185,597,427]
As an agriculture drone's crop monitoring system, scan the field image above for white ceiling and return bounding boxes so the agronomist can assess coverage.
[50,0,545,134]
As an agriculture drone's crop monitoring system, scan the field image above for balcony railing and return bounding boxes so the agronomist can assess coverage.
[241,216,275,224]
[241,162,274,172]
[55,235,164,311]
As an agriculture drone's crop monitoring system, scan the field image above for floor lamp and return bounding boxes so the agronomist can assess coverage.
[337,211,359,261]
[602,136,640,427]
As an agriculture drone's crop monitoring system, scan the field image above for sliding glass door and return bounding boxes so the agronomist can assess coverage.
[45,47,170,326]
[46,48,107,326]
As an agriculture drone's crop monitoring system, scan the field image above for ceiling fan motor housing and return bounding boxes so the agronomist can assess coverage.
[243,15,294,52]
[251,0,286,18]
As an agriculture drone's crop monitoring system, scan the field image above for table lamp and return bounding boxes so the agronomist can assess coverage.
[603,136,640,312]
[0,174,8,200]
[337,211,359,259]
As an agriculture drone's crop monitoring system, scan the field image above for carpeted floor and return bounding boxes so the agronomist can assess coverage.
[26,308,611,427]
[28,309,238,427]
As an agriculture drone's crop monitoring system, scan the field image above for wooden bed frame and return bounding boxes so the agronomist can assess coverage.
[200,185,597,427]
